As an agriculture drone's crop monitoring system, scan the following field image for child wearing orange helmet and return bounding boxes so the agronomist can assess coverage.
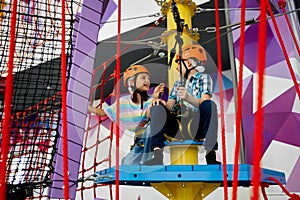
[144,44,220,165]
[88,65,164,165]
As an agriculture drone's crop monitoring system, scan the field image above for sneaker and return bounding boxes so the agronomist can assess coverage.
[143,148,164,165]
[205,151,221,165]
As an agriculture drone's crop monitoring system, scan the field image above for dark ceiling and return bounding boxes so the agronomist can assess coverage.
[93,0,233,100]
[3,0,299,106]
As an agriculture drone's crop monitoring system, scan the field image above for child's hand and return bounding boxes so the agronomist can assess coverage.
[147,99,167,118]
[176,87,189,100]
[152,99,166,106]
[153,83,165,99]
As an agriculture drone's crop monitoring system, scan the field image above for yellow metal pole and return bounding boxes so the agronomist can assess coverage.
[160,0,200,166]
[169,144,198,165]
[151,182,220,200]
[150,1,221,199]
[160,0,199,87]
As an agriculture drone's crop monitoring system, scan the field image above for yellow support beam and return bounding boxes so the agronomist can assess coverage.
[169,144,199,165]
[159,0,199,89]
[150,1,221,199]
[151,182,220,200]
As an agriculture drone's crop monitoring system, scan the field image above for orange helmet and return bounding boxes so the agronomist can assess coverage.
[175,44,207,64]
[123,65,150,86]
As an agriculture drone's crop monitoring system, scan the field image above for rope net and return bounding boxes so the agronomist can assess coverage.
[0,0,81,198]
[76,18,168,199]
[77,62,114,199]
[0,0,299,199]
[77,1,300,199]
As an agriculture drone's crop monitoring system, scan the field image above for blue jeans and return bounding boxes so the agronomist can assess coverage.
[121,125,154,165]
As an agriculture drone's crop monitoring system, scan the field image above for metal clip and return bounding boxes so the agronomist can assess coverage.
[205,27,216,33]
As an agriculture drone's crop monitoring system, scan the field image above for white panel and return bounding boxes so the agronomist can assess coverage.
[235,58,254,80]
[98,0,161,42]
[253,74,295,113]
[262,140,300,181]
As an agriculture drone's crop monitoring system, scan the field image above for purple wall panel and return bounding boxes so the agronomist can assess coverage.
[68,77,91,98]
[50,0,107,198]
[286,157,300,192]
[50,158,81,195]
[58,137,83,163]
[72,47,94,67]
[66,92,89,119]
[229,0,300,192]
[65,105,87,129]
[70,60,93,86]
[76,17,100,41]
[74,34,97,59]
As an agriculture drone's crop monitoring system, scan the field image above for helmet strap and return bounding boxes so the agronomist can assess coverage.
[184,66,196,79]
[181,60,195,80]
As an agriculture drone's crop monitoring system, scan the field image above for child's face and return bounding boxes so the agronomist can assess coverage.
[134,73,150,92]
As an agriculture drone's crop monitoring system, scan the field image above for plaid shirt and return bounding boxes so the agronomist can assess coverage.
[169,72,213,113]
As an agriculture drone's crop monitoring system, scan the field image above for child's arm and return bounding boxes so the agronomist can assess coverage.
[176,87,211,107]
[166,99,175,111]
[88,105,107,117]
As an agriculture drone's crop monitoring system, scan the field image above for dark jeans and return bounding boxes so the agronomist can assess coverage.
[148,100,218,151]
[121,125,154,165]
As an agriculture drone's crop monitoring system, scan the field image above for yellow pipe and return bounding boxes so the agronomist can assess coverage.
[151,182,220,200]
[150,1,221,199]
[169,144,198,165]
[160,0,199,89]
[160,0,200,165]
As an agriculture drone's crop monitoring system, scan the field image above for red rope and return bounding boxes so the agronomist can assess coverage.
[94,17,164,73]
[61,0,70,199]
[265,1,300,99]
[115,0,122,199]
[214,1,228,199]
[0,0,18,198]
[278,0,286,9]
[277,0,300,57]
[251,0,267,199]
[260,182,269,200]
[83,16,164,200]
[268,177,300,200]
[232,0,246,199]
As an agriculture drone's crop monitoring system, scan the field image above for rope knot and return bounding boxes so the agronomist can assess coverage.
[289,193,300,200]
[278,0,286,10]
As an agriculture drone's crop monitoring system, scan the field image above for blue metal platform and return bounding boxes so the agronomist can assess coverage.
[94,164,286,187]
